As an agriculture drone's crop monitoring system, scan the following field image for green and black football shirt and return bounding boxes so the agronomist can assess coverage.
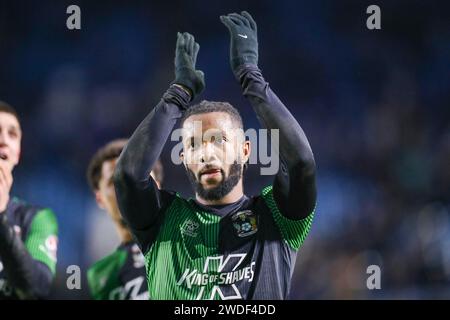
[0,197,58,299]
[115,65,317,300]
[132,186,314,300]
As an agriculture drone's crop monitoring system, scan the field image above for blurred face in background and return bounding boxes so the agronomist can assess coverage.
[181,112,250,201]
[95,157,161,224]
[0,111,22,172]
[95,158,121,224]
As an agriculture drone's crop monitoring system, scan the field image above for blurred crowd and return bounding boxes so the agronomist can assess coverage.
[0,0,448,298]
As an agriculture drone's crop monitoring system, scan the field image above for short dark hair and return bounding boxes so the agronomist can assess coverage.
[87,139,127,192]
[87,139,164,192]
[0,101,20,124]
[180,100,244,129]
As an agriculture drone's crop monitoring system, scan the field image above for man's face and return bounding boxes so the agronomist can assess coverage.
[0,112,22,172]
[181,112,250,200]
[95,158,121,223]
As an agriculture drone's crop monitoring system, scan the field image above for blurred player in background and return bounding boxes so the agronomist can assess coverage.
[86,139,163,300]
[0,101,58,300]
[114,11,316,299]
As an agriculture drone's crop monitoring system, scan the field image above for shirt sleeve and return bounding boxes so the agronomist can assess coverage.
[24,208,58,274]
[261,185,315,250]
[236,65,317,221]
[114,85,188,254]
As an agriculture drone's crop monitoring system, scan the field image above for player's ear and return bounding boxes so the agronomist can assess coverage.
[94,191,106,210]
[180,150,188,169]
[150,171,161,189]
[242,140,251,164]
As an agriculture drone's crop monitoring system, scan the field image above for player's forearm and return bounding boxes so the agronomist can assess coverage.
[115,85,189,184]
[115,32,203,237]
[114,85,189,230]
[237,65,315,170]
[117,31,202,185]
[221,11,315,187]
[0,214,53,299]
[115,31,200,183]
[223,10,316,219]
[237,65,317,219]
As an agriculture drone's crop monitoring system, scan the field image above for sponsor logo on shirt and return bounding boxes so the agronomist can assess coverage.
[109,276,148,300]
[177,253,256,300]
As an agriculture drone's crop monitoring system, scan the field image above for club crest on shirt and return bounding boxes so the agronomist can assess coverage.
[39,235,58,262]
[181,219,199,237]
[232,210,258,237]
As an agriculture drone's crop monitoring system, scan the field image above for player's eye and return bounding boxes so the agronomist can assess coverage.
[8,129,18,139]
[211,135,226,145]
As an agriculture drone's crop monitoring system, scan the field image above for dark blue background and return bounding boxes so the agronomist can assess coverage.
[0,0,449,298]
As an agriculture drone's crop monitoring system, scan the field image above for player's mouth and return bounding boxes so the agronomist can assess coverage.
[199,167,223,180]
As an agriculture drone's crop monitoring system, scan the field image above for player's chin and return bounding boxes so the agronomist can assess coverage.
[200,176,223,189]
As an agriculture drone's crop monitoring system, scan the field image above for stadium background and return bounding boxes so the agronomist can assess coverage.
[0,0,449,299]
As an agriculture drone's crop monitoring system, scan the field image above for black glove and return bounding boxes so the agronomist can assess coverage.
[220,11,258,73]
[173,32,205,100]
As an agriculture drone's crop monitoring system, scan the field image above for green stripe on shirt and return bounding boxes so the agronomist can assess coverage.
[261,185,315,250]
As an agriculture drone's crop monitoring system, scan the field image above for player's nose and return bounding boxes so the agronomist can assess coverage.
[0,130,8,146]
[201,142,218,163]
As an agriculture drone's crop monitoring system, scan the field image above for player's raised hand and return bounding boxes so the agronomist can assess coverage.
[173,32,205,100]
[0,160,13,213]
[220,11,258,73]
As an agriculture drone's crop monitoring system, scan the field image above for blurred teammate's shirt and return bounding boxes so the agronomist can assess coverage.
[0,197,58,300]
[87,242,148,300]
